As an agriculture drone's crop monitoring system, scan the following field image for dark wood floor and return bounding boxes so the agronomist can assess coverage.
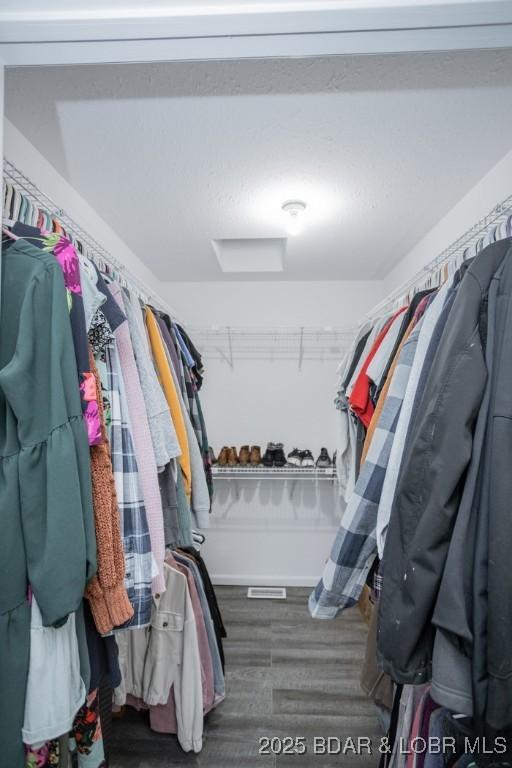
[109,586,381,767]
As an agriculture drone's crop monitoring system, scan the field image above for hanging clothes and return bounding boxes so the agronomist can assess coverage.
[114,560,204,753]
[156,316,210,528]
[122,290,180,471]
[85,351,133,635]
[145,307,192,498]
[375,278,458,558]
[0,240,96,768]
[310,315,421,618]
[102,343,154,629]
[335,326,372,500]
[2,178,216,761]
[22,597,86,747]
[10,222,102,447]
[378,238,512,687]
[110,284,167,595]
[349,311,405,428]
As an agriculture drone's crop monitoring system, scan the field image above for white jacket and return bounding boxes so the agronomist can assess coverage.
[115,562,204,753]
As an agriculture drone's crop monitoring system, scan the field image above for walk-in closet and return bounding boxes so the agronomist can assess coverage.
[1,3,512,768]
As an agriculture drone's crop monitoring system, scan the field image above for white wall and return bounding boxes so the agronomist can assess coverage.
[162,279,384,457]
[162,279,384,586]
[165,279,383,328]
[384,147,512,295]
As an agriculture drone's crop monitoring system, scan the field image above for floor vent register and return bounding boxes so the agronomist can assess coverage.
[247,587,287,600]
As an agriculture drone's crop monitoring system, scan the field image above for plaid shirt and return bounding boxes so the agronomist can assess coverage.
[309,323,421,619]
[104,344,153,629]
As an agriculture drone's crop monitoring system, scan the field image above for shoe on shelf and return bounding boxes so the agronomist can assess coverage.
[262,443,276,467]
[217,446,230,467]
[301,449,315,468]
[208,446,217,465]
[273,443,287,468]
[316,448,332,468]
[239,445,250,466]
[250,445,262,466]
[228,446,239,467]
[287,448,303,467]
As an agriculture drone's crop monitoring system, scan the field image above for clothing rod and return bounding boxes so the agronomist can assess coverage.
[3,158,176,316]
[365,192,512,322]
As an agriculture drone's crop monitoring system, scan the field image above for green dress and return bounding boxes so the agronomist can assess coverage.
[0,239,96,767]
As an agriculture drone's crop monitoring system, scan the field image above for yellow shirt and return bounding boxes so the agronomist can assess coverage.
[145,308,191,498]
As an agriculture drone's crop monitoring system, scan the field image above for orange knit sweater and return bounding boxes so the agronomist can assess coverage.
[85,349,134,634]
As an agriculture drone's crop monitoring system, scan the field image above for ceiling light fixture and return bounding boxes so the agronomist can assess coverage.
[282,200,307,236]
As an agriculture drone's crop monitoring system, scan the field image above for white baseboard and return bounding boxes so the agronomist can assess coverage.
[210,574,318,587]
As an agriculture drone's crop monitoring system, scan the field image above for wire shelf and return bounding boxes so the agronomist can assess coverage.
[190,326,356,368]
[212,466,336,480]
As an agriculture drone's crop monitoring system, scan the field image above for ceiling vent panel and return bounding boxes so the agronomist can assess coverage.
[212,238,286,273]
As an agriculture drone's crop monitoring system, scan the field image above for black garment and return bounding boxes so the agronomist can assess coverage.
[83,600,121,692]
[93,265,126,332]
[342,329,372,391]
[179,548,227,670]
[378,239,512,686]
[354,416,366,482]
[430,262,496,724]
[176,324,204,389]
[403,266,469,460]
[477,245,512,735]
[159,462,180,548]
[378,684,403,768]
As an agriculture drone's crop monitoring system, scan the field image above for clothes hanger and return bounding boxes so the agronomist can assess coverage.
[192,530,205,545]
[2,227,19,241]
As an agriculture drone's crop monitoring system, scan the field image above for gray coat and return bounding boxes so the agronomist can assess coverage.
[378,238,512,688]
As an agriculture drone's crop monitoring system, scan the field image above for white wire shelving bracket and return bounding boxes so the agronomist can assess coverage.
[365,193,512,323]
[190,326,357,370]
[2,159,175,315]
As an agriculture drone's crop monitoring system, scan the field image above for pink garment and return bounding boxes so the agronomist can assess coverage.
[149,555,215,734]
[82,372,102,446]
[84,400,102,445]
[82,371,97,401]
[110,283,166,594]
[52,235,82,295]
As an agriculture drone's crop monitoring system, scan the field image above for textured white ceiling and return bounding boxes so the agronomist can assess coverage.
[6,50,512,281]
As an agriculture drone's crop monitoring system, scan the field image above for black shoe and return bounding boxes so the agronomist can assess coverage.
[316,448,332,468]
[301,449,315,468]
[273,443,287,468]
[287,448,302,467]
[262,443,275,467]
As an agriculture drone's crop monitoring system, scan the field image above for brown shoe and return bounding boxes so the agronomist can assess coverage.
[228,446,239,466]
[217,446,230,466]
[250,445,262,466]
[239,445,250,466]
